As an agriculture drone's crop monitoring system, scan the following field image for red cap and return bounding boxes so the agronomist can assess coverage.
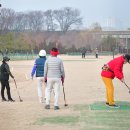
[50,50,59,56]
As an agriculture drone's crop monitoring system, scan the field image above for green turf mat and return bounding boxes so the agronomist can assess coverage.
[90,101,130,110]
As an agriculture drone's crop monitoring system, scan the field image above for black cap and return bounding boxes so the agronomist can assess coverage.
[2,56,10,62]
[124,54,130,63]
[51,47,59,52]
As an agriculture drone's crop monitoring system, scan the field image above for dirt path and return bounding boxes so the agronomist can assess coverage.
[0,55,130,130]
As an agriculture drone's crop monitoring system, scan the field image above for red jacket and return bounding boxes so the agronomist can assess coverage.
[101,56,124,80]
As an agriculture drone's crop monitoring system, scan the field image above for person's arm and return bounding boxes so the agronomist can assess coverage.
[120,78,125,83]
[114,62,124,81]
[5,64,14,78]
[31,61,36,79]
[44,60,48,82]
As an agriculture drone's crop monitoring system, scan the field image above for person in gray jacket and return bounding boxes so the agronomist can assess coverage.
[44,47,65,110]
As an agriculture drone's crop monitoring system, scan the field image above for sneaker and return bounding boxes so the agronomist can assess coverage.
[45,105,50,109]
[54,106,60,110]
[105,102,109,106]
[8,98,15,102]
[108,104,120,108]
[2,98,7,102]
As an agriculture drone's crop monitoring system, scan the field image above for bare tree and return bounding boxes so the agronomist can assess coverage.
[53,7,82,33]
[89,22,102,31]
[13,12,28,31]
[44,10,57,31]
[0,8,15,32]
[0,7,83,33]
[26,11,44,32]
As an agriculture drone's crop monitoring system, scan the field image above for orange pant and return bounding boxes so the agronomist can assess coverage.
[102,76,115,105]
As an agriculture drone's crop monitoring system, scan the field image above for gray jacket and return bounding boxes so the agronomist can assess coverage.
[44,56,65,78]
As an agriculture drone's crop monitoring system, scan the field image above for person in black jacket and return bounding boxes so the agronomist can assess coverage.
[0,57,15,102]
[81,48,86,59]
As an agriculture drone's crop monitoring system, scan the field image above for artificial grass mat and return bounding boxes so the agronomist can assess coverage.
[90,101,130,110]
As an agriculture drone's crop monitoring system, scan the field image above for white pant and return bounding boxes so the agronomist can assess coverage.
[46,78,61,106]
[37,77,47,100]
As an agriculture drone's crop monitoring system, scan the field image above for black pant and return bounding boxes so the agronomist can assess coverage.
[82,53,85,58]
[96,54,98,58]
[1,80,12,100]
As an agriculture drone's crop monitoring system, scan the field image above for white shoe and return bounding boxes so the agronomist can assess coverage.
[108,104,120,108]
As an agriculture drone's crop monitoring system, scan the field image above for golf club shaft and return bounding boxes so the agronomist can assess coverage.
[124,82,130,90]
[62,84,67,105]
[13,79,22,101]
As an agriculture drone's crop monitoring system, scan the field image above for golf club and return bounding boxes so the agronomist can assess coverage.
[13,79,23,102]
[124,82,130,93]
[62,84,68,107]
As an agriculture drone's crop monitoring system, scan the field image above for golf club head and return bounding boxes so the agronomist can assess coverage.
[64,104,68,107]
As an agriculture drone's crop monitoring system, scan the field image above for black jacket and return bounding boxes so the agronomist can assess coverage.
[0,63,14,80]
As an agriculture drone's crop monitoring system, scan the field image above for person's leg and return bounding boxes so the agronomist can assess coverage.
[45,78,53,106]
[1,81,6,100]
[5,81,15,101]
[42,78,47,100]
[44,85,47,100]
[102,77,115,105]
[96,54,98,58]
[53,78,61,107]
[37,77,44,103]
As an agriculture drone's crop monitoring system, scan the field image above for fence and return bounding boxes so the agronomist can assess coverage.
[0,53,38,61]
[0,51,122,61]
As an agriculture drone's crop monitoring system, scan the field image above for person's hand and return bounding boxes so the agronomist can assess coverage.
[44,77,47,83]
[121,78,125,83]
[31,76,33,80]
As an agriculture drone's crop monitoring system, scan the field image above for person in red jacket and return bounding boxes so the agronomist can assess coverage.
[101,54,130,108]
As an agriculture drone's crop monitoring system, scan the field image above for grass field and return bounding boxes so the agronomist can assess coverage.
[33,102,130,130]
[0,55,130,130]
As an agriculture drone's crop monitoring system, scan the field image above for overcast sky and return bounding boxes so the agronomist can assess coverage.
[1,0,130,29]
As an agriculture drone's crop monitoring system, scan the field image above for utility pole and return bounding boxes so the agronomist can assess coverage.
[0,2,1,15]
[126,37,128,54]
[0,2,1,17]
